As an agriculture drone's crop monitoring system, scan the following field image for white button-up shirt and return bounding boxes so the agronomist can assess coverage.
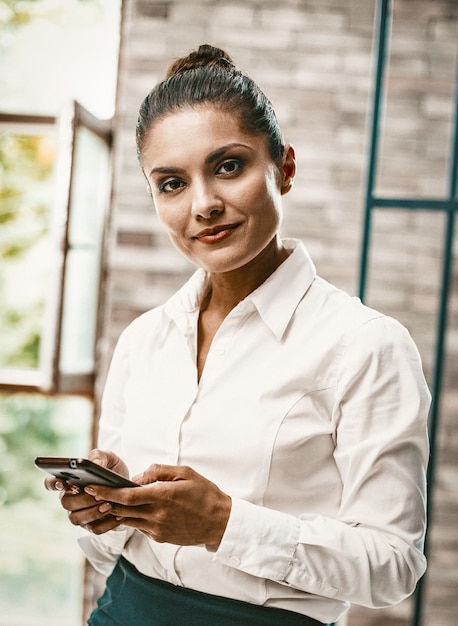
[78,239,430,624]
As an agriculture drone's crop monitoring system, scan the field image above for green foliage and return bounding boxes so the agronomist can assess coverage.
[0,394,70,505]
[0,302,42,369]
[0,132,55,369]
[0,393,91,625]
[0,132,53,259]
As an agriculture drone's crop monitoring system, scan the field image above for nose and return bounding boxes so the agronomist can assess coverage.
[191,178,224,219]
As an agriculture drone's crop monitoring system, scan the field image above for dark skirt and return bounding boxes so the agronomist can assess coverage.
[88,556,328,626]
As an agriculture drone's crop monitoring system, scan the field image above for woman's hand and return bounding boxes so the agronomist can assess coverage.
[84,464,232,548]
[44,449,131,535]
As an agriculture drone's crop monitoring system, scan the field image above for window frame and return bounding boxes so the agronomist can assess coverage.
[0,102,112,395]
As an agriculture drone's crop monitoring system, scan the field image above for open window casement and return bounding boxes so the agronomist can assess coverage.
[0,102,112,395]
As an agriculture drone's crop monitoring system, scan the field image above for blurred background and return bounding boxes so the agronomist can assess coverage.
[0,1,457,625]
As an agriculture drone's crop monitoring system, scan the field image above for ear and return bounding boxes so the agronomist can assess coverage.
[280,144,296,196]
[141,167,153,197]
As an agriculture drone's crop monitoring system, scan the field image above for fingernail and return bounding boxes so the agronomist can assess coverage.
[84,486,95,495]
[99,502,112,513]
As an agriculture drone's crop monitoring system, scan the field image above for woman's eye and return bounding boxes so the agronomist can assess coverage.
[217,160,242,175]
[159,178,185,193]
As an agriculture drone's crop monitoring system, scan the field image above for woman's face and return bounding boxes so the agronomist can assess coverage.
[141,105,295,274]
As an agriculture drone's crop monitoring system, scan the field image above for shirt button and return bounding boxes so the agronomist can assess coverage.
[213,347,225,356]
[228,556,241,567]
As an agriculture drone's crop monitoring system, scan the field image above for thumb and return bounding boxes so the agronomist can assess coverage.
[88,448,110,468]
[88,449,128,477]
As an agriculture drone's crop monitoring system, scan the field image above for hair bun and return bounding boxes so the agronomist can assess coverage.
[165,44,236,79]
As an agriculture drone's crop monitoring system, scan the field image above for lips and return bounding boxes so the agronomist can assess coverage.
[194,223,239,243]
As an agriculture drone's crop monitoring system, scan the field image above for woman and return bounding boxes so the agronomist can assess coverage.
[46,45,430,626]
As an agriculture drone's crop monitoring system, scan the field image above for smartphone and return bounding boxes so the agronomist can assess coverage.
[34,457,139,489]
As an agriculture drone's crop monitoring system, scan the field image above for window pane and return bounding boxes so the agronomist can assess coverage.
[60,125,111,375]
[0,0,121,119]
[375,3,458,199]
[61,248,101,374]
[0,393,92,626]
[0,131,56,371]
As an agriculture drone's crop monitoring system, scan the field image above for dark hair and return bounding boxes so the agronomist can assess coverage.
[136,44,284,164]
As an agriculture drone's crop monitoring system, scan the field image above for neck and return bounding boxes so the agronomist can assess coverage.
[203,237,288,315]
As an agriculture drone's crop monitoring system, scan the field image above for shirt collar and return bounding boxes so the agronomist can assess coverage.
[246,239,316,339]
[164,239,316,340]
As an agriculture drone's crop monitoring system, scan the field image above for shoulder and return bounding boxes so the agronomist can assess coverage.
[115,306,167,355]
[307,276,421,361]
[305,275,384,334]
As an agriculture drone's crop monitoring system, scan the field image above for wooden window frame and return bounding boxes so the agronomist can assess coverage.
[0,102,112,395]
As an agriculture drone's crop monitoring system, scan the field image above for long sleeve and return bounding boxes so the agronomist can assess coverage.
[77,525,134,576]
[214,315,430,608]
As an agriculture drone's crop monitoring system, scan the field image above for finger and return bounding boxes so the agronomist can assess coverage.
[61,491,100,512]
[44,475,65,491]
[87,516,127,536]
[67,503,102,525]
[133,464,192,485]
[84,484,146,505]
[68,501,114,527]
[116,517,161,538]
[88,448,109,468]
[100,502,151,520]
[69,507,127,535]
[89,449,129,478]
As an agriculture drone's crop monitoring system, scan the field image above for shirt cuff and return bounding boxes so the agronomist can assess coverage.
[213,497,300,581]
[76,525,132,576]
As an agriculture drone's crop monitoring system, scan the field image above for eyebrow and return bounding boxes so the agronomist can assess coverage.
[148,143,253,178]
[205,142,253,165]
[149,165,185,177]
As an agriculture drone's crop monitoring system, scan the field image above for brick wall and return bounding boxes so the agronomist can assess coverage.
[94,1,458,624]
